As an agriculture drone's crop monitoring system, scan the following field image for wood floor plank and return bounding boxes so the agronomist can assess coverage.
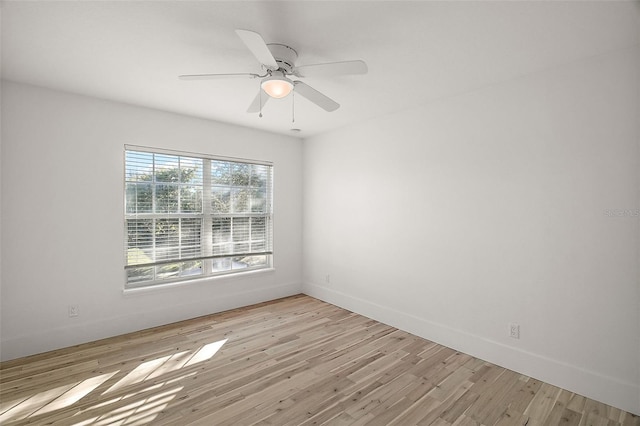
[0,295,637,425]
[526,383,563,422]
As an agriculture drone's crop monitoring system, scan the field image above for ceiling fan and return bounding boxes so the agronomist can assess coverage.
[179,29,368,113]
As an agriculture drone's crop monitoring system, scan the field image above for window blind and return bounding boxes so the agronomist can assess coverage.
[124,147,273,288]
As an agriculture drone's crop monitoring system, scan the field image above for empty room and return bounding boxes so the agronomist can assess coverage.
[1,1,639,424]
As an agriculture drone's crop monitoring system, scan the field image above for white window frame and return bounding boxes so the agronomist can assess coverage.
[124,145,273,289]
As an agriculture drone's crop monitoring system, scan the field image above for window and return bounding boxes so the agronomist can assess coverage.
[124,146,273,288]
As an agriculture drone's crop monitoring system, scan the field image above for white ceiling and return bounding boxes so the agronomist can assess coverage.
[2,1,639,138]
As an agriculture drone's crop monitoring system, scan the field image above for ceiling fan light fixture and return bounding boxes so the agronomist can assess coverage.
[261,74,294,98]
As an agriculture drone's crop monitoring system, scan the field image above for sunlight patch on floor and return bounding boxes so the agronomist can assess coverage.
[33,372,118,416]
[74,386,184,426]
[105,338,227,395]
[0,382,81,421]
[1,337,228,424]
[104,355,173,395]
[185,339,227,367]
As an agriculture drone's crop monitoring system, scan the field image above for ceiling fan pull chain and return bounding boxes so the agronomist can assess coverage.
[292,90,295,123]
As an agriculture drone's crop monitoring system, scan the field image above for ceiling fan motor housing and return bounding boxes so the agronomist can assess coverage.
[267,43,298,74]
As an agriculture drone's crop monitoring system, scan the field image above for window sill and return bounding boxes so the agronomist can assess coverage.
[122,267,276,297]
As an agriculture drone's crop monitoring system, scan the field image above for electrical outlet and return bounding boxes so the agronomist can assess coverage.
[68,305,79,318]
[509,323,520,339]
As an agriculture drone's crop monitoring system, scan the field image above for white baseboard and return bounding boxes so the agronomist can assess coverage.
[1,282,301,362]
[303,282,640,415]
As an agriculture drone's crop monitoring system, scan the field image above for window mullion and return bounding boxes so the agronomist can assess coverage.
[202,159,213,274]
[267,166,273,264]
[152,155,158,280]
[152,218,158,281]
[248,170,253,254]
[177,157,182,269]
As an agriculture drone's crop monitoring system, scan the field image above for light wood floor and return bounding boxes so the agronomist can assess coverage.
[1,295,638,426]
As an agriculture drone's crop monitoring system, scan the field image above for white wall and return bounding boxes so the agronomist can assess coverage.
[303,47,640,414]
[0,81,303,361]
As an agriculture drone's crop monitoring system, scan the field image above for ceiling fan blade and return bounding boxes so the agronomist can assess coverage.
[247,90,270,113]
[179,73,259,80]
[293,81,339,112]
[235,29,278,70]
[294,60,368,78]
